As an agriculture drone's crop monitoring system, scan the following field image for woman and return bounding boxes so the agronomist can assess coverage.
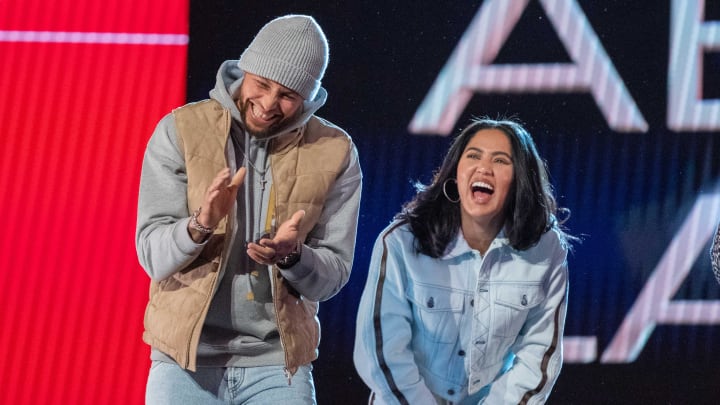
[354,118,575,404]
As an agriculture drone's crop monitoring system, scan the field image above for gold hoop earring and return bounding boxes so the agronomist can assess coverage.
[442,178,460,203]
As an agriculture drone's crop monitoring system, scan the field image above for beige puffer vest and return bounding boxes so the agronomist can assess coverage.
[142,99,351,374]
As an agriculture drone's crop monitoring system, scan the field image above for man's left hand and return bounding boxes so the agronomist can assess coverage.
[247,209,305,266]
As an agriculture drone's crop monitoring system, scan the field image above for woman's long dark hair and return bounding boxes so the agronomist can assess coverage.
[396,117,574,258]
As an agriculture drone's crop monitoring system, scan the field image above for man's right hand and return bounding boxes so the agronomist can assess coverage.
[188,167,246,243]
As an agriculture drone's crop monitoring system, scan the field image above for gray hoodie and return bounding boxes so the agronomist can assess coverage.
[136,60,362,367]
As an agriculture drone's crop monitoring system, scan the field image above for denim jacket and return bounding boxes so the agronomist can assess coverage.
[354,221,569,405]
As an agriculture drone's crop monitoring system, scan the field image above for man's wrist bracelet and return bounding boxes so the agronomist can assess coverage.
[277,240,302,269]
[190,208,215,234]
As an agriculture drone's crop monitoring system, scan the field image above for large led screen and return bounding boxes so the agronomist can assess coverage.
[2,1,719,404]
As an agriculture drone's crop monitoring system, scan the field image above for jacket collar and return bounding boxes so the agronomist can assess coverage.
[441,228,510,260]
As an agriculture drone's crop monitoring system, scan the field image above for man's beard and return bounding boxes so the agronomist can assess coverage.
[238,99,300,139]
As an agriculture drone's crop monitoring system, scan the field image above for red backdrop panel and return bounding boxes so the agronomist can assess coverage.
[0,1,188,403]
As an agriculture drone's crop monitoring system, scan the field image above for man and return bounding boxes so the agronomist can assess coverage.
[135,14,362,404]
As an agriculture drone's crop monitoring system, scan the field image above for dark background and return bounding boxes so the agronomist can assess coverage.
[187,1,720,403]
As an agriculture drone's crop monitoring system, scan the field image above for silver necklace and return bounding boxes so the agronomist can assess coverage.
[229,120,270,190]
[241,151,269,191]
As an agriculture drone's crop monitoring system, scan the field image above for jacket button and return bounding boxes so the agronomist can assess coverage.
[470,299,474,307]
[447,389,455,395]
[427,297,434,308]
[458,350,465,356]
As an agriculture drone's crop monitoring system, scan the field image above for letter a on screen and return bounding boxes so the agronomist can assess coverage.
[409,0,648,135]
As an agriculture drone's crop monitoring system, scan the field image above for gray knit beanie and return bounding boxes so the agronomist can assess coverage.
[238,15,328,100]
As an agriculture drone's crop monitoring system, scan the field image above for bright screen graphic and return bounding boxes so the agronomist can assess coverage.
[2,1,719,404]
[0,1,188,403]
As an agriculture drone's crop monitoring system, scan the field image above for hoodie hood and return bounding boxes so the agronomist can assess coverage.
[206,60,330,261]
[209,60,327,140]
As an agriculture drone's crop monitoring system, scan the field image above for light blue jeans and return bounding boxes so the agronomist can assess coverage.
[146,361,315,404]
